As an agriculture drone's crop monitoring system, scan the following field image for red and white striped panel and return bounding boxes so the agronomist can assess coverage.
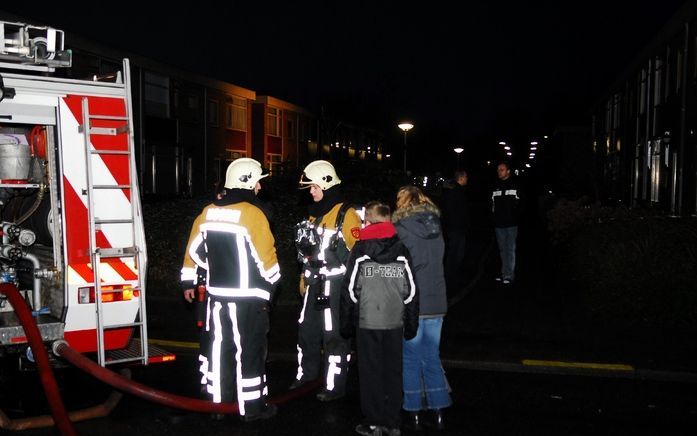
[59,95,138,286]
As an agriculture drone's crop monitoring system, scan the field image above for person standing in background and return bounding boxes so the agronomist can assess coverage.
[491,162,521,285]
[441,170,470,293]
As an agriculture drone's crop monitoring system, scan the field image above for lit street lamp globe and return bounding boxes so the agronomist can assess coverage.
[397,122,414,172]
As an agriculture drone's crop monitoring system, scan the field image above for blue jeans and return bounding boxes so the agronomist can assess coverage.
[495,226,517,281]
[403,317,452,411]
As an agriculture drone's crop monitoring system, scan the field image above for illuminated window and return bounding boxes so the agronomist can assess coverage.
[225,97,247,131]
[226,150,246,161]
[268,153,282,174]
[267,107,280,136]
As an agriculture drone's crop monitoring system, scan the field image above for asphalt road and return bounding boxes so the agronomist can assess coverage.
[9,344,697,436]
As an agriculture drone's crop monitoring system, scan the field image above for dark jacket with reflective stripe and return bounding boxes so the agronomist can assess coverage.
[181,199,280,301]
[340,222,418,339]
[491,177,521,228]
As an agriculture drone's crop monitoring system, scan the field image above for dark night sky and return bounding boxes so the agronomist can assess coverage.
[0,1,691,169]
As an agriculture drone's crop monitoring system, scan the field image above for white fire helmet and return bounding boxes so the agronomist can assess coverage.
[298,160,341,190]
[224,158,269,190]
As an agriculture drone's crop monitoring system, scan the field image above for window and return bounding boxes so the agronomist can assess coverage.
[676,49,683,93]
[226,150,246,161]
[225,96,247,130]
[654,57,663,106]
[287,118,295,139]
[207,99,219,126]
[665,47,672,96]
[187,95,199,110]
[267,107,280,136]
[144,72,170,118]
[639,68,647,115]
[268,153,282,174]
[693,36,697,78]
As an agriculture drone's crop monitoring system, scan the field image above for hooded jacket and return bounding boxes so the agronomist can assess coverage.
[392,203,448,316]
[340,222,419,339]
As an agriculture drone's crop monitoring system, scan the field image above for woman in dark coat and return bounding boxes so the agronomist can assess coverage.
[393,186,452,430]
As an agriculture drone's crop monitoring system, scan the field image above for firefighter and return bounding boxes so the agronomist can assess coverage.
[292,160,362,401]
[181,158,280,421]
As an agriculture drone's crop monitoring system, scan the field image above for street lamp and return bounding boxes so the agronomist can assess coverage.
[398,122,414,172]
[453,147,464,170]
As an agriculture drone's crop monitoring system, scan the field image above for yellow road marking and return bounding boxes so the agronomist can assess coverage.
[522,359,634,371]
[148,338,199,349]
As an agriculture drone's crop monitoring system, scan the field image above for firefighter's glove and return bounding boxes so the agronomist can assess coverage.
[299,276,307,296]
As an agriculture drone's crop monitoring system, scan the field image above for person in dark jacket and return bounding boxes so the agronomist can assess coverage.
[441,170,470,292]
[341,201,418,436]
[393,186,452,431]
[491,162,521,284]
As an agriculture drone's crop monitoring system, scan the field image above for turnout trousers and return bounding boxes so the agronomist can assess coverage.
[295,277,351,394]
[198,294,270,417]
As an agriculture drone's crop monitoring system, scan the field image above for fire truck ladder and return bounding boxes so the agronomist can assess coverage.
[80,60,148,367]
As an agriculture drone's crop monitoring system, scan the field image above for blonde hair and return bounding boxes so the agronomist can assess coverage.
[364,201,391,224]
[395,185,437,211]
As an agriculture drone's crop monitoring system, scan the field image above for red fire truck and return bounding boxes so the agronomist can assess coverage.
[0,20,170,368]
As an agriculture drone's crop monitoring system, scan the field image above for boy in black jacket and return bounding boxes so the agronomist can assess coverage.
[341,202,419,436]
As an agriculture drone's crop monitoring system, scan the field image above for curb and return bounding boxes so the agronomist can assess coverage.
[440,357,697,383]
[147,339,697,384]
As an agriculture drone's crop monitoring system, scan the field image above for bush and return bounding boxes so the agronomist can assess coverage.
[546,196,663,245]
[550,205,697,336]
[143,196,210,297]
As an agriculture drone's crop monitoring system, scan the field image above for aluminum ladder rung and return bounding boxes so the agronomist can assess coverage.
[104,356,145,366]
[78,125,128,135]
[93,184,131,189]
[95,218,134,225]
[96,247,136,258]
[89,115,129,121]
[103,321,144,330]
[90,149,131,155]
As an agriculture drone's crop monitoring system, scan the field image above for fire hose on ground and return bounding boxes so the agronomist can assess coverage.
[0,283,322,435]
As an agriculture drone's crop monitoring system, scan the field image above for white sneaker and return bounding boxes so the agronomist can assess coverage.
[502,279,512,285]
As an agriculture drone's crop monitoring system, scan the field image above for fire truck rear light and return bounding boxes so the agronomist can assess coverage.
[78,287,91,304]
[78,285,136,304]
